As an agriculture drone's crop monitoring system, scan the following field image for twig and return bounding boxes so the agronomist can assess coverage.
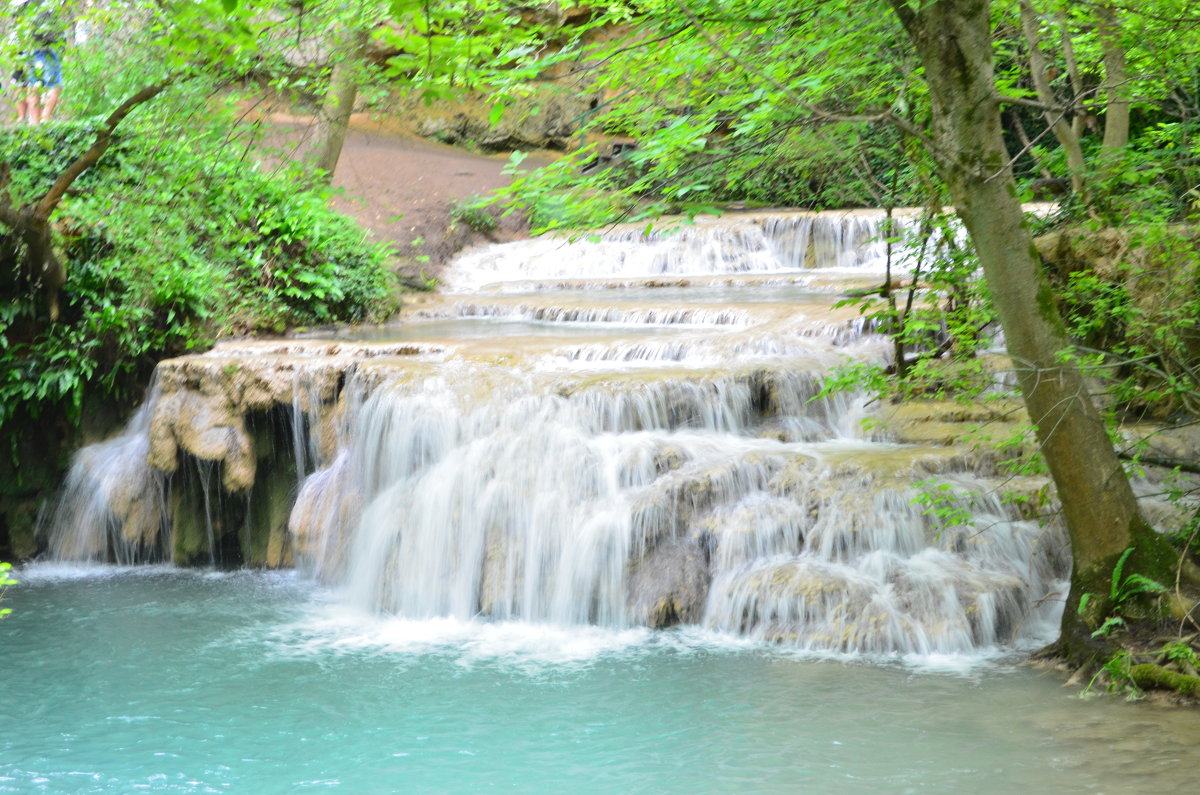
[1177,519,1200,635]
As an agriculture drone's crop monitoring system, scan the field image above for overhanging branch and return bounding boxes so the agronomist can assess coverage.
[33,79,176,222]
[673,0,939,154]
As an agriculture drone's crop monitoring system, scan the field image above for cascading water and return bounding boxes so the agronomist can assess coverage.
[440,208,930,290]
[44,208,1071,658]
[292,208,1068,655]
[43,384,169,565]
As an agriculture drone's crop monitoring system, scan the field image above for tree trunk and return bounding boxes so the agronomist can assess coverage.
[311,28,370,185]
[886,0,1176,666]
[1097,3,1130,153]
[1017,0,1087,194]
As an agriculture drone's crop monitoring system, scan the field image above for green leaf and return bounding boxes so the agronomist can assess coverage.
[1110,547,1136,602]
[488,101,506,127]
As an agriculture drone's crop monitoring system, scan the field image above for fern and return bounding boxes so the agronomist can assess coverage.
[1109,546,1167,605]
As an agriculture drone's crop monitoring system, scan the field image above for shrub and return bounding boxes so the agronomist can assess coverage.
[0,112,395,431]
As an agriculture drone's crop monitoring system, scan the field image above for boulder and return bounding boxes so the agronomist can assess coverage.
[628,536,711,627]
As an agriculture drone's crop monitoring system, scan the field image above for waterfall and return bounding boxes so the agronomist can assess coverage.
[42,207,1073,657]
[43,382,168,564]
[441,208,930,291]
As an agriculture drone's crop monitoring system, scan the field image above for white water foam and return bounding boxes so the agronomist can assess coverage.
[443,209,929,292]
[42,389,167,565]
[42,206,1070,665]
[263,602,658,671]
[257,595,1035,676]
[13,562,177,582]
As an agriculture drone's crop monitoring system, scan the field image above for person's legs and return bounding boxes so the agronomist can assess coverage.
[39,85,60,122]
[12,68,30,123]
[25,88,41,125]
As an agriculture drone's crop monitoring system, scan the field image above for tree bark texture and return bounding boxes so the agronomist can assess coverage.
[312,28,370,184]
[886,0,1175,663]
[1097,3,1130,153]
[1017,0,1087,194]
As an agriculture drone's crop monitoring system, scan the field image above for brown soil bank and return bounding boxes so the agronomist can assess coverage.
[264,114,559,283]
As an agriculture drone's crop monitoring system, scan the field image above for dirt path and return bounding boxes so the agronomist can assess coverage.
[266,116,557,282]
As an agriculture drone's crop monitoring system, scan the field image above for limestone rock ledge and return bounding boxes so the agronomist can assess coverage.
[878,398,1199,532]
[149,341,432,490]
[142,340,436,566]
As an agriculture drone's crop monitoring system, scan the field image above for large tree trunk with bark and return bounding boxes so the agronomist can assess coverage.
[1097,3,1130,153]
[886,0,1177,666]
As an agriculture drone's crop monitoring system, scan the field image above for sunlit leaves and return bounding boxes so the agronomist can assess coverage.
[0,561,14,620]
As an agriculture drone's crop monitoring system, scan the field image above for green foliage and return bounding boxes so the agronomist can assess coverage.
[1042,128,1200,421]
[450,196,498,233]
[209,161,396,330]
[1084,648,1139,698]
[911,481,972,534]
[473,0,930,225]
[0,561,15,620]
[815,205,1018,431]
[1090,616,1125,638]
[1109,546,1168,604]
[1055,224,1200,419]
[1161,640,1200,668]
[494,105,921,228]
[1086,633,1200,699]
[1078,545,1169,639]
[813,360,889,406]
[387,0,579,91]
[498,151,637,234]
[0,110,394,431]
[1103,649,1134,687]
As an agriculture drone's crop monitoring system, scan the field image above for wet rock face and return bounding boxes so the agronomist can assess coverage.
[150,388,256,492]
[147,345,342,490]
[147,341,429,494]
[41,340,430,567]
[628,537,711,628]
[144,342,430,566]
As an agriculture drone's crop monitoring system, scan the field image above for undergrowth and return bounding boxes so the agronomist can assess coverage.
[0,109,396,434]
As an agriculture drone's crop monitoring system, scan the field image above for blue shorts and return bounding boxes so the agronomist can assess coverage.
[12,49,62,90]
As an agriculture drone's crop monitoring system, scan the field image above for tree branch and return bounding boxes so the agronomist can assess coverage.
[33,79,175,222]
[532,26,693,83]
[672,1,939,154]
[1018,0,1087,193]
[1117,451,1200,476]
